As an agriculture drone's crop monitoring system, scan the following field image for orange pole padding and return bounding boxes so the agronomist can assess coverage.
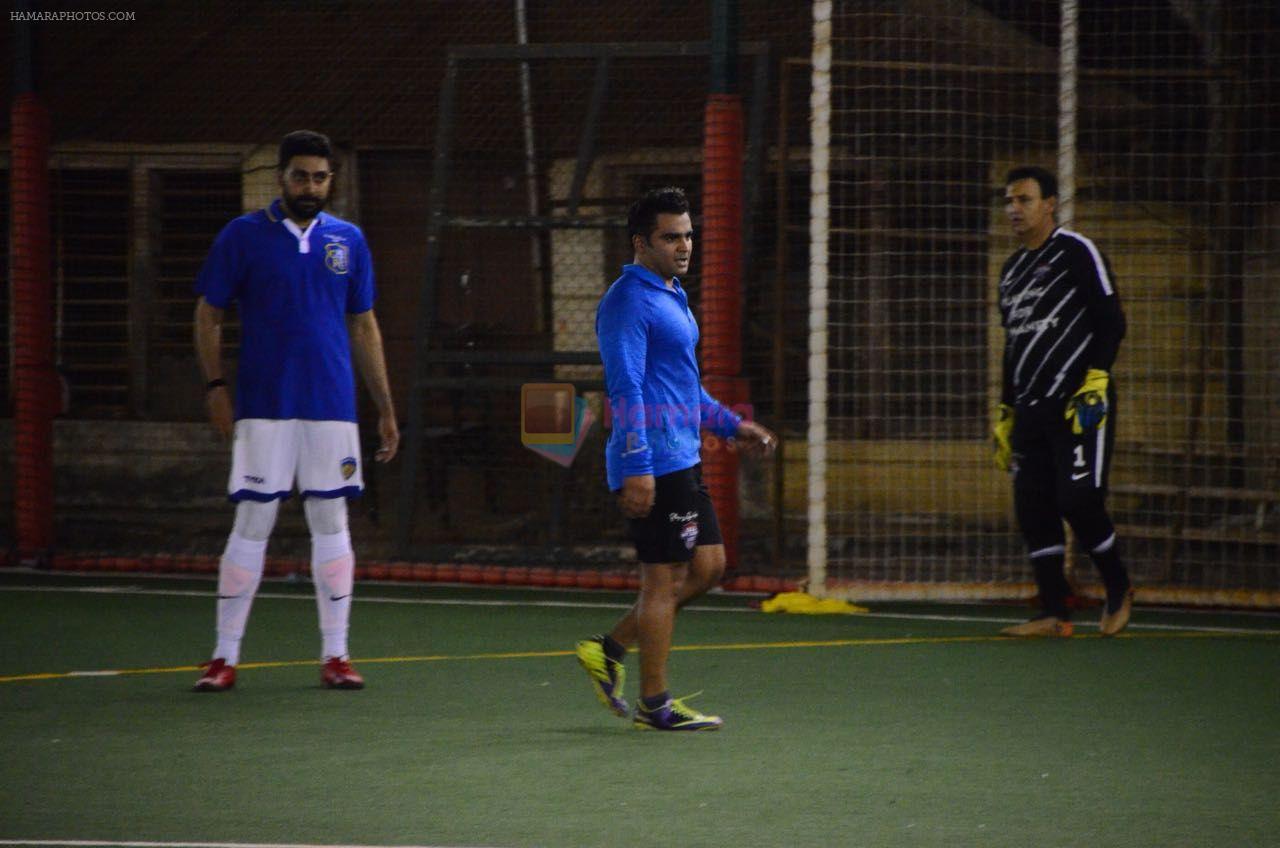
[700,93,746,568]
[701,374,749,570]
[699,93,744,376]
[11,93,56,564]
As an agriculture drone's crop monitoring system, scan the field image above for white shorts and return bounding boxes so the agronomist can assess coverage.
[228,419,364,502]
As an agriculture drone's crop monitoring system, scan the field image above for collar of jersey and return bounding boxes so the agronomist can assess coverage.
[1023,226,1061,254]
[624,262,684,295]
[267,199,327,253]
[265,198,329,228]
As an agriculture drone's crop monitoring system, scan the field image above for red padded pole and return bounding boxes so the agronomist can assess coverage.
[700,93,746,568]
[11,92,56,565]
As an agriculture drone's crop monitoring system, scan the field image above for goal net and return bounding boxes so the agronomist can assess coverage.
[807,0,1280,605]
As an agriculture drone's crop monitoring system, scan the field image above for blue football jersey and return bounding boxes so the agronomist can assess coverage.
[596,263,741,491]
[196,199,375,422]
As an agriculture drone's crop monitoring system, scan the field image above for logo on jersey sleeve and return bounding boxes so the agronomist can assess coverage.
[325,242,350,275]
[340,456,358,479]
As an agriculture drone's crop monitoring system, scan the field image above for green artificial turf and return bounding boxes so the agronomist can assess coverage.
[2,571,1278,847]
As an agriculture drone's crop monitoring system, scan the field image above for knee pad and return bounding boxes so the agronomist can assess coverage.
[219,532,267,596]
[311,528,354,636]
[311,529,354,595]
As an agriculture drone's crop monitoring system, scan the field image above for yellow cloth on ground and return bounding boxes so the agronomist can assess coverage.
[759,592,868,615]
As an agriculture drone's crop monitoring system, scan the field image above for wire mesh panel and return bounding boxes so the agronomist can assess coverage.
[811,1,1060,594]
[4,2,1275,599]
[391,42,778,565]
[50,167,131,417]
[1,3,798,566]
[1073,1,1280,597]
[147,169,243,418]
[809,0,1279,602]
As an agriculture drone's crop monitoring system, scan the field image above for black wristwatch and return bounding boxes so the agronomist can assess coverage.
[205,378,228,392]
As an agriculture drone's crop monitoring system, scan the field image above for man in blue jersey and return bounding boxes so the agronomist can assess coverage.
[993,166,1133,637]
[191,130,398,691]
[575,187,777,730]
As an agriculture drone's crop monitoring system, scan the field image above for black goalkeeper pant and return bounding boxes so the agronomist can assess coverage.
[1010,383,1126,617]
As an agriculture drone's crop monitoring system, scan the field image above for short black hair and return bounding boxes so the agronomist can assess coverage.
[627,186,691,243]
[1006,165,1057,200]
[278,130,334,171]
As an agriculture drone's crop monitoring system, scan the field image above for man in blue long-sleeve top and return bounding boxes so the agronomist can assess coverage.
[575,187,777,731]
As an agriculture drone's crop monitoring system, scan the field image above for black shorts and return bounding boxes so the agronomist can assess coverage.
[1012,382,1118,500]
[620,464,723,564]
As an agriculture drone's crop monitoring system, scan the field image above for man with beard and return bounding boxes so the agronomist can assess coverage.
[191,130,398,691]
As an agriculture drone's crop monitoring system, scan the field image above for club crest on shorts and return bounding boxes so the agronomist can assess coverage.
[340,456,358,479]
[680,521,699,550]
[325,242,350,275]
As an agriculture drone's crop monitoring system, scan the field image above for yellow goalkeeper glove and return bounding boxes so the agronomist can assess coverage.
[1065,368,1109,434]
[992,403,1014,471]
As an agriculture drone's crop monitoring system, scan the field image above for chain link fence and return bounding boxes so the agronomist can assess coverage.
[1,2,801,571]
[805,0,1279,600]
[2,2,1277,600]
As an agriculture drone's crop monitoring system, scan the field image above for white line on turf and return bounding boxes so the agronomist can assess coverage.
[0,584,647,610]
[16,567,1280,617]
[0,584,1277,635]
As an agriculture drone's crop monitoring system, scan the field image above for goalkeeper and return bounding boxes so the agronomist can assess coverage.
[992,166,1133,637]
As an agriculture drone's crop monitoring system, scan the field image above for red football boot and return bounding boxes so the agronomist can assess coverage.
[193,658,236,692]
[321,657,365,690]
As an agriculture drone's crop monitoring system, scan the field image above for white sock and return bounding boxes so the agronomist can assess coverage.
[214,532,268,666]
[311,529,354,660]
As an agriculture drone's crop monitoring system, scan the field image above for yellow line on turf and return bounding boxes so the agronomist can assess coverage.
[1,629,1273,685]
[681,629,1279,651]
[0,651,579,684]
[676,635,1000,651]
[1,672,71,682]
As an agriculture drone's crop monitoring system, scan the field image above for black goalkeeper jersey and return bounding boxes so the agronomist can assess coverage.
[998,227,1126,407]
